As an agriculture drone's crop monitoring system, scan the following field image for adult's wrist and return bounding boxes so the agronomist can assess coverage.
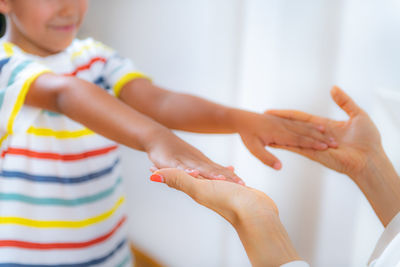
[233,205,301,267]
[350,146,386,182]
[352,147,400,226]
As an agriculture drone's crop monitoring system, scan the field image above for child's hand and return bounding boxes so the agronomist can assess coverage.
[145,129,244,184]
[231,110,337,170]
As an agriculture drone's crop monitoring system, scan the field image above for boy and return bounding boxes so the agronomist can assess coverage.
[0,0,335,265]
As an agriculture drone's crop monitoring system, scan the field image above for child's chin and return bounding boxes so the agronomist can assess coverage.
[48,39,75,53]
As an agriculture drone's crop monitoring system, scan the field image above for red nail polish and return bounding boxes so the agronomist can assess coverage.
[150,174,164,183]
[273,162,282,170]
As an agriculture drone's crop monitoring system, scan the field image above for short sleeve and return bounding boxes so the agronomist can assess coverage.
[87,39,150,97]
[0,56,51,143]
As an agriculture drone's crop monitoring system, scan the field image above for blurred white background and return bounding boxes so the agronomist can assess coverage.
[80,0,400,266]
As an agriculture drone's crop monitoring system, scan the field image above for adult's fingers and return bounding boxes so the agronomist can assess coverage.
[331,86,363,118]
[242,135,282,170]
[151,168,206,201]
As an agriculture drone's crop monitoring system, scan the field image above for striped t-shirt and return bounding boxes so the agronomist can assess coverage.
[0,38,147,266]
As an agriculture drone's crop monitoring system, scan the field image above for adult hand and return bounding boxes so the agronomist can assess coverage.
[150,168,277,223]
[267,86,382,181]
[268,86,400,227]
[150,168,301,267]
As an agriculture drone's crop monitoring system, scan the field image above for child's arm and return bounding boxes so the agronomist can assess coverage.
[24,73,243,183]
[118,78,337,169]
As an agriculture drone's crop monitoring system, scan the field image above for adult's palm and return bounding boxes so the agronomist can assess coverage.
[267,86,382,179]
[151,168,278,225]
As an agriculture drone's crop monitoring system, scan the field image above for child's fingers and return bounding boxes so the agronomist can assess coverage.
[149,166,159,172]
[283,132,328,150]
[270,144,319,163]
[266,109,326,126]
[156,159,244,185]
[185,168,200,177]
[285,120,338,148]
[207,168,244,184]
[242,135,282,170]
[226,165,235,172]
[194,163,245,185]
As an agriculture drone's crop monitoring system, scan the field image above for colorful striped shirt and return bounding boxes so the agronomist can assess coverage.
[0,38,148,266]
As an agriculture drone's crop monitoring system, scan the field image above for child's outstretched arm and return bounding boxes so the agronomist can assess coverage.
[24,73,243,183]
[118,78,337,169]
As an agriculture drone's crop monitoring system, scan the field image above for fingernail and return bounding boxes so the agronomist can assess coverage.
[317,125,325,131]
[214,174,226,180]
[226,165,235,171]
[273,162,281,170]
[318,143,328,149]
[238,180,245,186]
[185,169,200,177]
[150,174,164,183]
[149,166,158,172]
[328,137,338,147]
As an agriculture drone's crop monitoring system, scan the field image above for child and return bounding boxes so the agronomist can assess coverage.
[0,0,336,266]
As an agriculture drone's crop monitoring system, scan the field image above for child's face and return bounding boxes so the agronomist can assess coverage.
[0,0,88,56]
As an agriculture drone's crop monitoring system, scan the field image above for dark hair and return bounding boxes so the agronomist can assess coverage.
[0,14,5,37]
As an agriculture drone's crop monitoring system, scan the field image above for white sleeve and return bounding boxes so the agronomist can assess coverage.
[0,56,50,143]
[368,212,400,267]
[280,260,310,267]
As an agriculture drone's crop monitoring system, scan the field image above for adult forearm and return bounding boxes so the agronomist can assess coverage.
[234,211,301,267]
[353,148,400,226]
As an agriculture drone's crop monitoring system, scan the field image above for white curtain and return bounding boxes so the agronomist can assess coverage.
[81,0,400,266]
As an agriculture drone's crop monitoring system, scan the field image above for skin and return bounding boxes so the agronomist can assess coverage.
[153,87,400,266]
[0,0,87,56]
[119,73,338,171]
[151,168,301,267]
[0,0,335,182]
[268,86,400,226]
